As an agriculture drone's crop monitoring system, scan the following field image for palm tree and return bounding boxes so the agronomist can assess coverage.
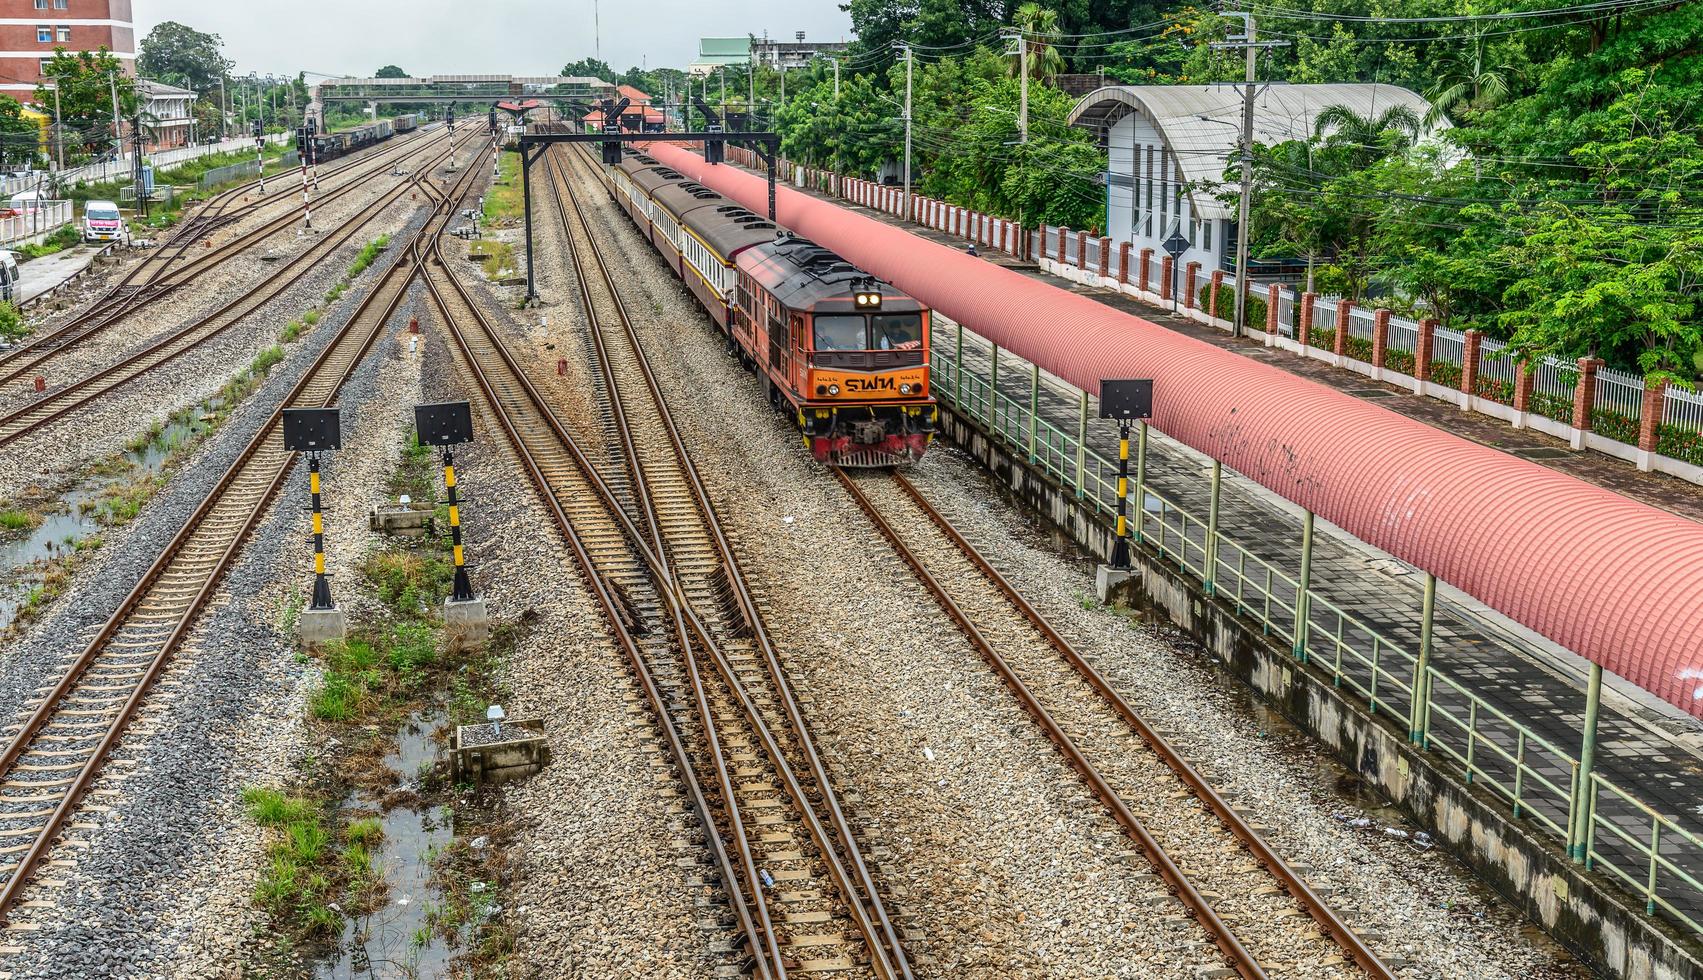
[1423,23,1518,125]
[1009,3,1064,85]
[1312,103,1423,168]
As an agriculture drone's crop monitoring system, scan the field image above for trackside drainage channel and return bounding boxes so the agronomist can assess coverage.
[247,427,518,976]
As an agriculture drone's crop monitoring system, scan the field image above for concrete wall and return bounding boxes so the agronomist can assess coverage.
[935,402,1703,980]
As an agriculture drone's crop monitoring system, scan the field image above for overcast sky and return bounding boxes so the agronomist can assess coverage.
[136,0,855,79]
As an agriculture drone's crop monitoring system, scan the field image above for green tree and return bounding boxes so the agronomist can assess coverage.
[374,64,408,79]
[0,97,39,169]
[34,48,134,157]
[1422,22,1519,125]
[137,21,232,96]
[1312,103,1423,168]
[1010,3,1065,84]
[561,57,616,82]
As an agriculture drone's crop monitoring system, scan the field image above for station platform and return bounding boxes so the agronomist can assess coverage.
[767,173,1703,936]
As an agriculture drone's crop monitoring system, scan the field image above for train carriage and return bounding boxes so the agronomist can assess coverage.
[647,182,723,279]
[612,153,658,227]
[679,204,776,330]
[629,166,684,241]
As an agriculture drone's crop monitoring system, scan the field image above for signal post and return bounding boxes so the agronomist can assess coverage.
[282,408,345,646]
[1095,379,1154,605]
[415,401,489,647]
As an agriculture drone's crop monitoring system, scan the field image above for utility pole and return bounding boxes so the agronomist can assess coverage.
[1003,30,1029,142]
[108,71,123,171]
[1212,13,1286,339]
[219,76,228,140]
[132,110,146,219]
[51,79,63,171]
[833,58,840,98]
[900,43,913,220]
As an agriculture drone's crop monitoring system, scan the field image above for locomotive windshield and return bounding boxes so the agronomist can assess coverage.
[873,313,923,351]
[814,315,867,351]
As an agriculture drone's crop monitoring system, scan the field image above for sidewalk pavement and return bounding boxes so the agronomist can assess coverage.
[16,244,100,306]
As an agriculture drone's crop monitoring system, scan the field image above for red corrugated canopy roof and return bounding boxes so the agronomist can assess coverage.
[642,140,1703,719]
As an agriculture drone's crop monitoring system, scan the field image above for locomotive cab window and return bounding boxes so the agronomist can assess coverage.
[814,314,866,352]
[873,313,923,351]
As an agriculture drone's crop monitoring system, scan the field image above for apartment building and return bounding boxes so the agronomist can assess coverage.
[0,0,135,101]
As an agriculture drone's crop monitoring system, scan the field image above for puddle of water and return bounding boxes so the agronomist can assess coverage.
[317,709,456,980]
[0,400,217,629]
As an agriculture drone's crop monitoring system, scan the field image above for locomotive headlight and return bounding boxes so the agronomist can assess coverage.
[854,290,881,308]
[828,384,840,395]
[900,383,913,394]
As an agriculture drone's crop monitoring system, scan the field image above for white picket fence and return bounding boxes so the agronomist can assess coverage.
[0,133,291,199]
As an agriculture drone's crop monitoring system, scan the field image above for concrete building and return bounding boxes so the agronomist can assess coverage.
[0,0,135,102]
[1068,83,1443,277]
[137,78,192,150]
[688,37,750,76]
[750,33,848,70]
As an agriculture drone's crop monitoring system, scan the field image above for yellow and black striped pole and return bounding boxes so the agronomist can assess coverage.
[308,453,333,609]
[443,448,475,602]
[1111,422,1132,569]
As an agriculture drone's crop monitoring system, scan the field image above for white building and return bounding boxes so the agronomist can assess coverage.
[1068,83,1444,276]
[137,79,196,151]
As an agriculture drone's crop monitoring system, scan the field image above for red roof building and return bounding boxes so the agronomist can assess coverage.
[0,0,135,104]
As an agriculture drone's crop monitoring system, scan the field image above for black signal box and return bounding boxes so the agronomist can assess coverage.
[282,407,342,451]
[1098,379,1154,421]
[414,401,474,447]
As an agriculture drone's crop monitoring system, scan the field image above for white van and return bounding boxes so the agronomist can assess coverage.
[82,200,125,243]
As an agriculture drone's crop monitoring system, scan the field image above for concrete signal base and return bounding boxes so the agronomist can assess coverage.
[444,596,491,649]
[1095,564,1137,605]
[298,606,347,648]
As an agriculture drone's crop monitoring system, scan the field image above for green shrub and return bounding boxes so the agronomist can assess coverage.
[1657,423,1703,465]
[0,302,23,343]
[0,508,32,531]
[1430,360,1463,389]
[1590,406,1639,444]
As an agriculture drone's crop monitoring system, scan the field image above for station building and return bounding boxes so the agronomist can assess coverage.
[0,0,135,102]
[1067,83,1442,276]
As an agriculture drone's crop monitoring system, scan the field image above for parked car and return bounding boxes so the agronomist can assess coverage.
[0,250,20,303]
[1,191,42,217]
[82,200,125,243]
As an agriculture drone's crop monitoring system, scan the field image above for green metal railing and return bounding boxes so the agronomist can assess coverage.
[930,329,1703,940]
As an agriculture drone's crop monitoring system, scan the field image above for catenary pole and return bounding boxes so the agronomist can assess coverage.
[1212,13,1284,339]
[1019,31,1029,142]
[901,43,913,220]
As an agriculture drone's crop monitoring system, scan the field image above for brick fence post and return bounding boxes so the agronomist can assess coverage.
[1118,242,1131,284]
[1184,261,1201,309]
[1299,292,1316,348]
[1514,361,1535,418]
[1266,284,1281,340]
[1058,227,1069,263]
[1160,255,1176,300]
[1098,237,1111,278]
[1139,248,1153,292]
[1372,309,1390,371]
[1638,377,1667,461]
[1209,270,1224,318]
[1571,358,1602,446]
[1461,329,1483,405]
[1334,300,1352,356]
[1076,232,1088,270]
[1415,319,1437,384]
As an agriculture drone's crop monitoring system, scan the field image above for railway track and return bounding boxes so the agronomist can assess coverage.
[0,125,451,388]
[832,467,1395,980]
[0,134,489,927]
[0,130,474,449]
[414,144,910,978]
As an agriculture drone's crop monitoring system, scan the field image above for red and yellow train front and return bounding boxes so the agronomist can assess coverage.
[793,305,936,466]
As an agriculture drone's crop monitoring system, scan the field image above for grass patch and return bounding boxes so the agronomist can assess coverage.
[467,240,516,280]
[279,318,306,343]
[482,151,522,226]
[0,508,34,532]
[16,225,81,263]
[243,786,383,941]
[349,234,392,278]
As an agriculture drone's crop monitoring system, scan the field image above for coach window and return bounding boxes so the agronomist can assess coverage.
[872,312,923,351]
[814,314,866,352]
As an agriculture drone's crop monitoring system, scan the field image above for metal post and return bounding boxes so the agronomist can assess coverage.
[901,44,913,221]
[1232,19,1256,339]
[108,71,123,172]
[1027,361,1039,462]
[308,454,333,610]
[1018,30,1029,143]
[1294,511,1314,659]
[1204,459,1222,594]
[990,343,1000,433]
[954,320,964,406]
[1111,423,1132,568]
[1409,571,1436,742]
[522,144,537,303]
[1134,420,1148,543]
[833,59,840,98]
[1569,663,1604,860]
[1075,389,1088,498]
[443,448,475,602]
[51,81,63,172]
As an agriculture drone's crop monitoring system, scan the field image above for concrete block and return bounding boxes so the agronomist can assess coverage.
[298,606,346,648]
[1095,565,1137,605]
[444,596,490,649]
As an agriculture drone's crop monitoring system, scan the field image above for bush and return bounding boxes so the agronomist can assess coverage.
[1590,406,1639,444]
[1657,424,1703,465]
[0,302,23,343]
[1531,390,1574,423]
[1385,348,1416,375]
[1430,360,1463,389]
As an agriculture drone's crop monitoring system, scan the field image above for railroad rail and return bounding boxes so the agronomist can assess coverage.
[0,130,475,449]
[413,143,910,978]
[0,125,453,389]
[832,467,1395,980]
[0,138,490,924]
